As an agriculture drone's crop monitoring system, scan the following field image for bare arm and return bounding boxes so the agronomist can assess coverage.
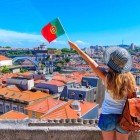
[68,41,106,81]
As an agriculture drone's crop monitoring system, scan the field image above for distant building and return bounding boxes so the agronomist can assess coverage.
[0,55,12,67]
[7,77,34,90]
[35,80,65,94]
[35,53,48,62]
[60,85,97,102]
[81,76,99,87]
[136,75,140,85]
[34,43,47,50]
[130,43,135,50]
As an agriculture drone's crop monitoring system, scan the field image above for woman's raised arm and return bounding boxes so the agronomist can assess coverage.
[68,41,106,81]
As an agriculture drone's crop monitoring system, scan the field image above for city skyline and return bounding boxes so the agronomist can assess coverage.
[0,0,140,48]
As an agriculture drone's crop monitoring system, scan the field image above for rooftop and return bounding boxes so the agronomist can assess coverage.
[0,110,28,120]
[0,55,11,61]
[41,100,97,119]
[25,98,66,113]
[0,86,50,103]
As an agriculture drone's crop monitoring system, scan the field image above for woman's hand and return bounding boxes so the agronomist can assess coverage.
[68,41,79,51]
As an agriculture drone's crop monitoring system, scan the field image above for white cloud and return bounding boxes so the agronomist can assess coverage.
[0,29,91,48]
[75,40,89,48]
[52,40,66,45]
[0,29,42,41]
[0,29,69,48]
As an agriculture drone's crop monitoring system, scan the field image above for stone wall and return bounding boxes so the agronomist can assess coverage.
[0,119,139,140]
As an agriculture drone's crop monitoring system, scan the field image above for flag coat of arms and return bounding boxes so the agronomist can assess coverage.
[41,18,65,43]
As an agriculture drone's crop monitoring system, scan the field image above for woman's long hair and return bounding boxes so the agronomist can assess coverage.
[106,71,136,100]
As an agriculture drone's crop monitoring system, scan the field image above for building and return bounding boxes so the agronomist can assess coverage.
[60,85,97,102]
[0,55,12,67]
[136,75,140,85]
[25,97,66,118]
[41,100,99,119]
[81,76,99,87]
[0,110,28,120]
[0,86,50,114]
[35,79,65,94]
[7,77,34,90]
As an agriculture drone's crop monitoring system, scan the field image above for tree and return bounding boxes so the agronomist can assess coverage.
[20,68,28,73]
[54,66,61,72]
[61,48,70,53]
[1,66,11,73]
[5,46,11,49]
[65,57,70,63]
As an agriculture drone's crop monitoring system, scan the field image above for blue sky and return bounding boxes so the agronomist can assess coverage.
[0,0,140,48]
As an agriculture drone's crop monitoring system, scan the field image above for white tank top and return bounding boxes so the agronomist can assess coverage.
[101,90,127,114]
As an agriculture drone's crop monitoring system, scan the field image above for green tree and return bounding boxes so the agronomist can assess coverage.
[65,57,70,63]
[47,48,57,50]
[20,68,28,73]
[1,66,11,73]
[5,46,11,49]
[61,48,70,53]
[54,66,61,72]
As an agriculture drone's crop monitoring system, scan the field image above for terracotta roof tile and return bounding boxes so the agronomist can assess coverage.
[0,55,11,61]
[41,100,97,119]
[25,98,66,113]
[0,86,50,102]
[0,110,28,119]
[46,80,65,86]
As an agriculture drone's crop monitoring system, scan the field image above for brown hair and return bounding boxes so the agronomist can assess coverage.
[106,71,136,100]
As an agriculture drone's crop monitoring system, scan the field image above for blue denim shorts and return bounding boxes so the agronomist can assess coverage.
[98,114,129,134]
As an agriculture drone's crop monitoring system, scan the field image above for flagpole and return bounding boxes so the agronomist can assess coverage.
[57,17,70,41]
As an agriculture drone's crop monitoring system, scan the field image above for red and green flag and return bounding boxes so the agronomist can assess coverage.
[41,18,65,43]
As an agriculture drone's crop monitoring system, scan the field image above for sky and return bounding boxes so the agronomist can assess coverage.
[0,0,140,48]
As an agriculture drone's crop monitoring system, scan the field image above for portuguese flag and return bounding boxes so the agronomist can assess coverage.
[41,18,65,43]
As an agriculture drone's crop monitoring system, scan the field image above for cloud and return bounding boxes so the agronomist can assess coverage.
[0,29,91,48]
[0,29,41,41]
[0,29,44,47]
[0,29,69,48]
[75,40,89,48]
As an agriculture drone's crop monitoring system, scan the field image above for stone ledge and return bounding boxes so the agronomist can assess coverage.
[0,119,139,140]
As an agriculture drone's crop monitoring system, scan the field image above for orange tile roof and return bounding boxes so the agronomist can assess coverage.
[25,98,66,113]
[0,110,28,120]
[41,100,97,119]
[0,55,11,61]
[0,86,50,103]
[46,80,65,86]
[133,63,140,70]
[0,73,19,82]
[52,75,67,83]
[20,72,32,76]
[35,80,46,84]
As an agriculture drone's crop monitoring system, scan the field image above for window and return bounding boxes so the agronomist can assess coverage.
[5,105,10,112]
[32,111,36,118]
[20,107,24,113]
[70,92,76,99]
[13,107,17,111]
[0,104,3,113]
[79,93,83,99]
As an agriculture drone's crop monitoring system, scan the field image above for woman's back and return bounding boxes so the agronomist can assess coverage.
[102,90,126,114]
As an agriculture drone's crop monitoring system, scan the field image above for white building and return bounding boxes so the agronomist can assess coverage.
[0,55,12,67]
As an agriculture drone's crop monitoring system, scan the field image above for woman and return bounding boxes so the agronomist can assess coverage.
[68,41,136,140]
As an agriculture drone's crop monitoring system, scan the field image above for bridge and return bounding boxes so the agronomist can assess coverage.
[12,57,39,70]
